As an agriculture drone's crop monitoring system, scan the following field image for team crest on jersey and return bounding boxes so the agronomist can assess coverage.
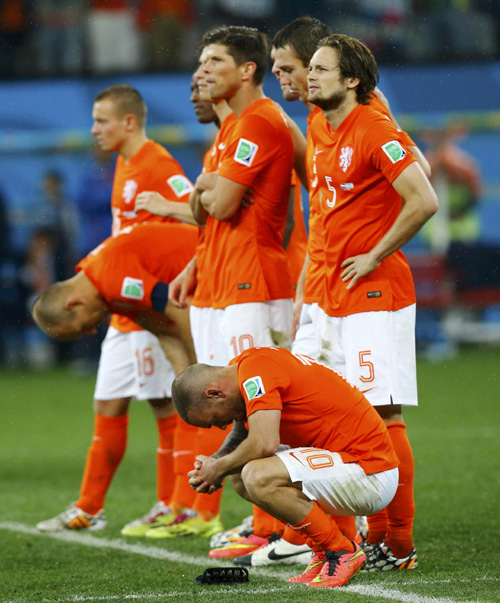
[122,179,138,205]
[121,277,144,300]
[382,140,407,163]
[339,146,353,173]
[168,175,194,198]
[234,138,258,167]
[243,376,265,400]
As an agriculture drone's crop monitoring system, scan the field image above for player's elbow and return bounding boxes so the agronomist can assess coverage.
[423,188,439,219]
[259,437,282,458]
[209,202,237,222]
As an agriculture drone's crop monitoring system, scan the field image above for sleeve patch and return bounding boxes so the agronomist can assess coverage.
[121,277,144,300]
[243,376,265,400]
[381,140,407,163]
[167,174,194,197]
[234,138,259,167]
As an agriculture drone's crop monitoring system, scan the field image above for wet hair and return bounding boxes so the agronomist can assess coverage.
[197,25,270,85]
[317,33,379,105]
[94,84,147,127]
[272,16,331,67]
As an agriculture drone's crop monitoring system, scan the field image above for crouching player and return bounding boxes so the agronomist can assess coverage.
[32,221,197,372]
[171,347,399,588]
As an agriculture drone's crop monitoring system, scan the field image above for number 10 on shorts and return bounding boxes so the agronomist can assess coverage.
[289,448,335,470]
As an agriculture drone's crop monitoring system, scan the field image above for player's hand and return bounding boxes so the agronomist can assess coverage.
[135,191,169,216]
[188,457,223,494]
[341,253,380,289]
[193,455,207,470]
[193,455,224,491]
[240,187,254,209]
[188,471,216,493]
[169,262,196,308]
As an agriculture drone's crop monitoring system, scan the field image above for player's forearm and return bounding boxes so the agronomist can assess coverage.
[200,188,238,221]
[214,435,276,477]
[162,201,199,226]
[295,253,309,302]
[163,302,197,366]
[370,192,437,264]
[212,421,249,459]
[189,189,208,226]
[157,334,192,375]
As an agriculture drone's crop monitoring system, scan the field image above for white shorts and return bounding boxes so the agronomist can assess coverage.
[292,302,321,357]
[189,305,228,366]
[276,447,398,516]
[216,299,293,361]
[94,327,175,401]
[317,305,418,407]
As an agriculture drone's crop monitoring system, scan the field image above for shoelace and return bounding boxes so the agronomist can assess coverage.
[169,511,196,526]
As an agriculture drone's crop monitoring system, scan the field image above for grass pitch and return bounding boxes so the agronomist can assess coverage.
[1,346,499,602]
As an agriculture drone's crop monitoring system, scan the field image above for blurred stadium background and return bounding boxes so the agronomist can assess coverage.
[1,0,500,369]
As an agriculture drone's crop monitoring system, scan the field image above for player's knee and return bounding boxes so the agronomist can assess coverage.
[229,473,251,502]
[241,460,274,502]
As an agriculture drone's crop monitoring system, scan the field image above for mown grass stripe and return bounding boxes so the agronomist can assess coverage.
[0,522,488,603]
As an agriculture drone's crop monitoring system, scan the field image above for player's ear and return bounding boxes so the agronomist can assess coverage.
[346,76,360,91]
[65,296,85,310]
[123,113,137,131]
[240,61,257,82]
[206,388,224,400]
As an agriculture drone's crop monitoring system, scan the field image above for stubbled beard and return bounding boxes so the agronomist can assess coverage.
[309,89,346,111]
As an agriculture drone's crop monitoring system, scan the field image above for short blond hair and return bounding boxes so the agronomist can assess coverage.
[95,84,147,127]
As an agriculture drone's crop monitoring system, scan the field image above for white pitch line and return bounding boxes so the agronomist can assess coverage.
[346,584,485,603]
[0,522,219,566]
[3,587,297,603]
[0,522,491,603]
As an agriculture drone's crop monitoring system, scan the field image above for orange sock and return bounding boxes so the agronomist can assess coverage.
[170,419,197,511]
[194,493,223,521]
[291,503,354,553]
[385,422,415,557]
[367,509,387,545]
[334,515,357,541]
[273,517,285,536]
[156,415,177,505]
[195,425,228,457]
[77,414,128,515]
[192,426,228,520]
[282,524,307,545]
[252,505,277,538]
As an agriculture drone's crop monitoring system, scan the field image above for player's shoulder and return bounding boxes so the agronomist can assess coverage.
[355,103,395,133]
[241,98,288,129]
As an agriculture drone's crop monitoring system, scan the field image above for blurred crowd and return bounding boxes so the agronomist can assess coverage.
[0,146,114,369]
[1,0,499,79]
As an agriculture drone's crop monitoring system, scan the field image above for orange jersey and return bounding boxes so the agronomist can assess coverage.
[204,98,294,309]
[284,170,308,295]
[232,347,398,475]
[77,222,197,318]
[304,106,326,304]
[192,114,237,309]
[304,100,416,306]
[309,103,417,317]
[109,139,193,332]
[369,96,416,148]
[111,139,192,234]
